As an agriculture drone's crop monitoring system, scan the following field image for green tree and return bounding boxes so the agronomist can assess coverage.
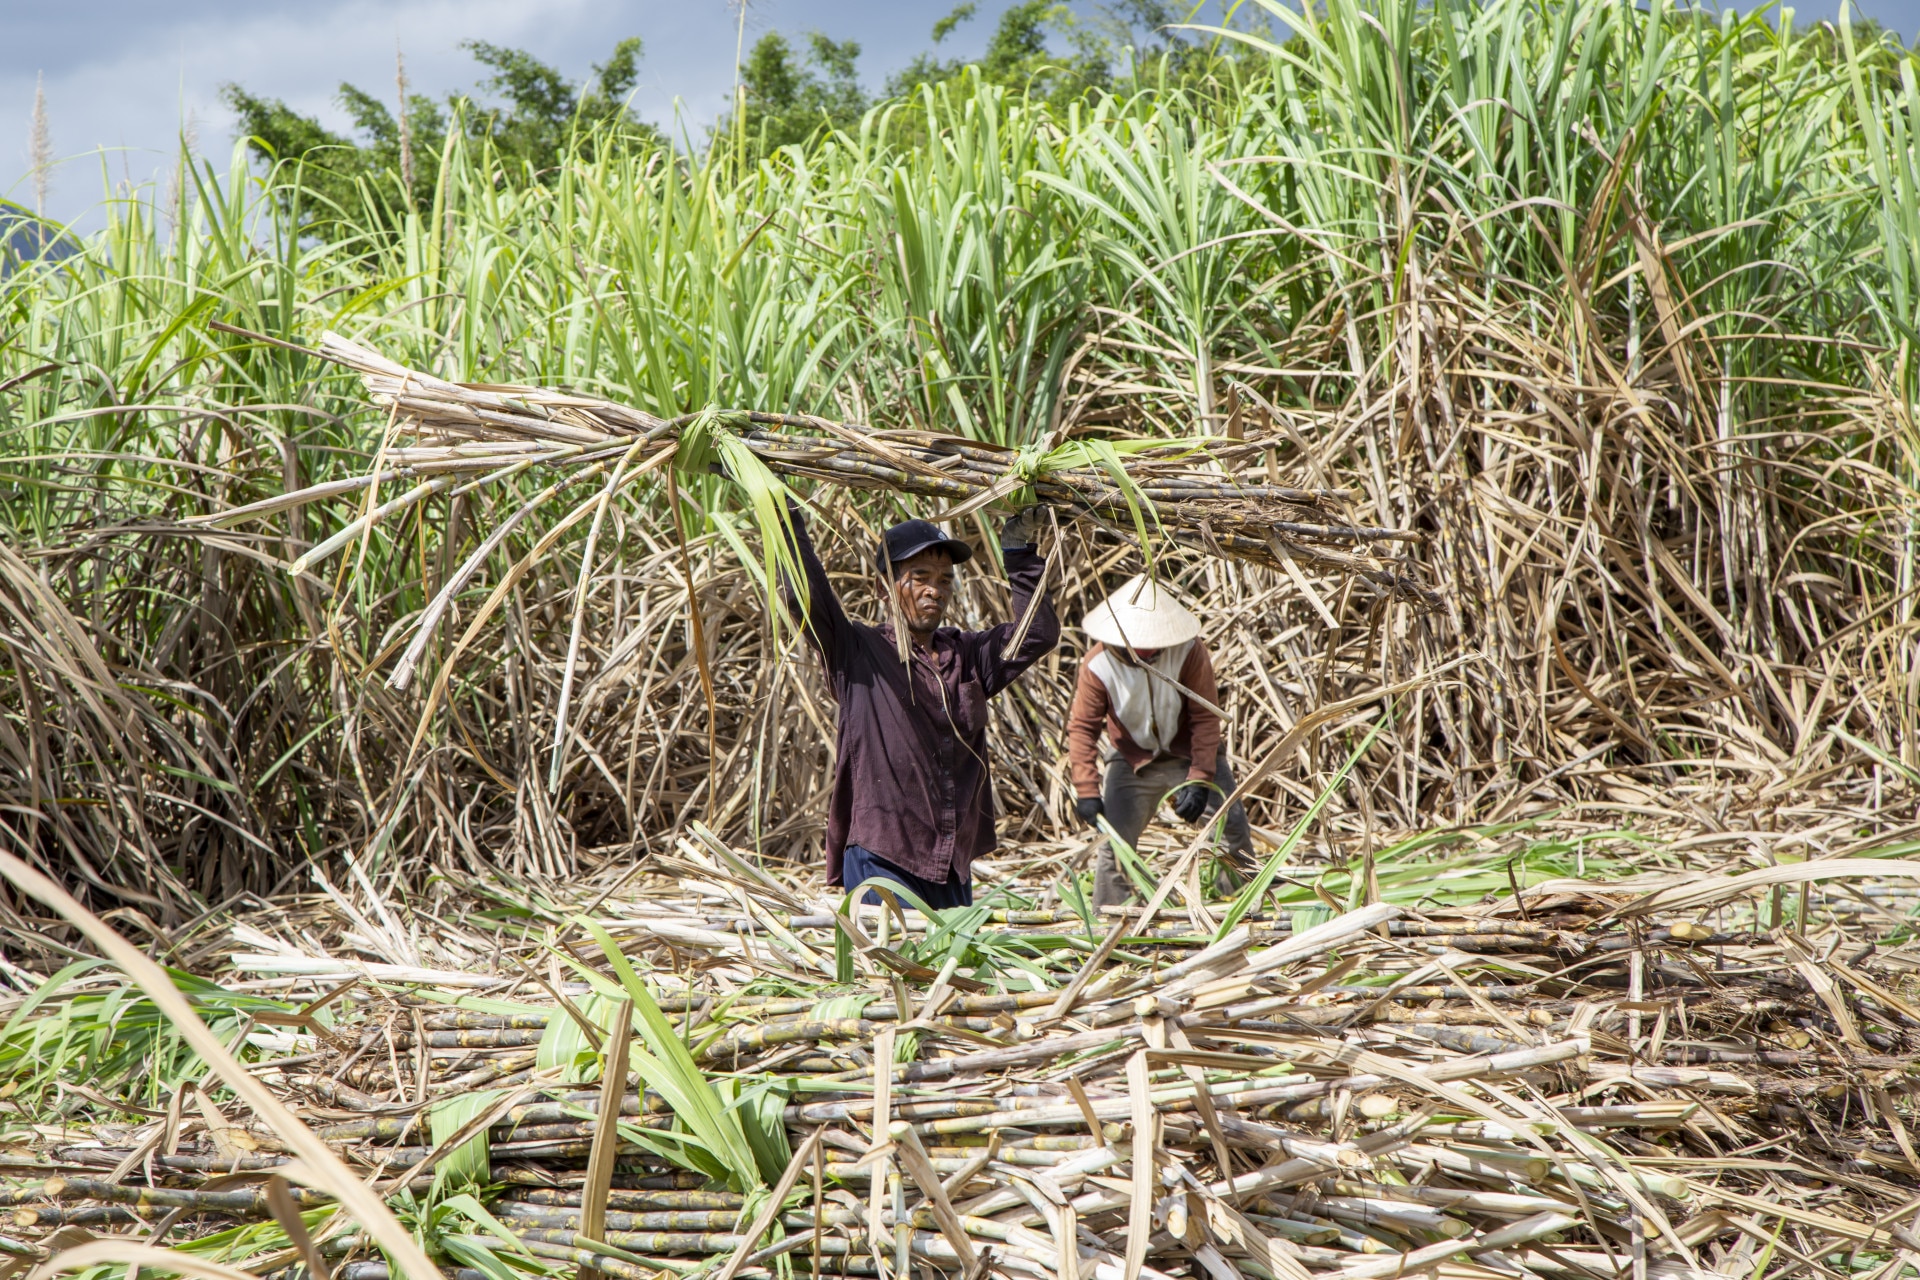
[460,36,651,174]
[221,85,439,226]
[725,31,869,159]
[888,2,1116,104]
[223,37,656,235]
[886,1,1248,108]
[1796,14,1901,71]
[1075,2,1216,80]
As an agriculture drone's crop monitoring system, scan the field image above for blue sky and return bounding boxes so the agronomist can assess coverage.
[5,0,1913,225]
[5,0,1146,224]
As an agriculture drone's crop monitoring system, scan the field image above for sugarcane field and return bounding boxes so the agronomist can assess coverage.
[5,6,1920,1280]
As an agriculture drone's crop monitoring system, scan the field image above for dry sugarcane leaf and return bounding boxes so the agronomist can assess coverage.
[26,1242,261,1280]
[192,1092,256,1161]
[1779,936,1868,1050]
[1067,1075,1109,1148]
[1618,860,1920,918]
[1682,1184,1918,1250]
[889,1121,978,1269]
[265,1175,331,1280]
[868,1024,896,1278]
[1125,1049,1158,1280]
[1040,917,1130,1023]
[0,857,446,1280]
[1165,1020,1235,1177]
[713,1127,826,1280]
[577,997,635,1266]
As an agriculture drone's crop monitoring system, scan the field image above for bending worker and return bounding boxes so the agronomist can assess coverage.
[782,500,1058,909]
[1066,574,1254,908]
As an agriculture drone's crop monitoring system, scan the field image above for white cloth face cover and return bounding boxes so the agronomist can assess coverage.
[1087,639,1195,757]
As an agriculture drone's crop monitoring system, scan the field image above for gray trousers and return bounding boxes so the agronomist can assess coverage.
[1093,752,1254,909]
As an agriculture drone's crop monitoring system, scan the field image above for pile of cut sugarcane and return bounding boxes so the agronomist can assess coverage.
[10,834,1920,1280]
[196,332,1439,609]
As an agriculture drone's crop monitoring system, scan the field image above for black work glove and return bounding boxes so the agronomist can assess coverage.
[999,505,1043,549]
[1075,796,1105,828]
[1171,782,1211,824]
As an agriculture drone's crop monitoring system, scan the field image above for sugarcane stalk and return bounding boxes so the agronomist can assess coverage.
[1085,909,1554,938]
[509,1226,756,1254]
[306,331,1443,605]
[512,1236,709,1280]
[51,1149,294,1173]
[931,1146,1080,1168]
[417,1012,575,1030]
[900,1024,1144,1083]
[475,1119,670,1145]
[696,1018,874,1062]
[495,1205,748,1232]
[1239,1213,1344,1247]
[1391,1144,1550,1184]
[511,1224,1044,1275]
[1318,1180,1578,1218]
[1258,1189,1472,1238]
[505,1188,746,1212]
[11,1205,145,1227]
[38,1177,335,1216]
[419,988,1059,1027]
[786,1096,1004,1124]
[380,1029,547,1048]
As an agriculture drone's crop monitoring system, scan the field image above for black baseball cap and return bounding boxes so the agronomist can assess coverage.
[880,519,972,570]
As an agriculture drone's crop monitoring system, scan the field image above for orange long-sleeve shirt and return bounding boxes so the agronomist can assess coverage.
[1065,641,1223,798]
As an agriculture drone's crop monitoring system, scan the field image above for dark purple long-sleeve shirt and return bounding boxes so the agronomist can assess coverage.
[781,506,1060,887]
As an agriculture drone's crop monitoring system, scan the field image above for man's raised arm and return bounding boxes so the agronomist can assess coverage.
[777,497,851,656]
[977,507,1061,694]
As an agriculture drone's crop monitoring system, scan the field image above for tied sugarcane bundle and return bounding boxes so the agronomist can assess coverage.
[198,332,1441,621]
[196,329,1449,785]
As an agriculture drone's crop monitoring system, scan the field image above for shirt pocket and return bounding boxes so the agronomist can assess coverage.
[953,678,988,737]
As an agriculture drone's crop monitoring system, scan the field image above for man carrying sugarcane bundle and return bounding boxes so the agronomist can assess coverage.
[780,500,1059,909]
[1066,574,1255,908]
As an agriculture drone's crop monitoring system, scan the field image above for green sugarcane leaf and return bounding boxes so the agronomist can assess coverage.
[442,1236,552,1280]
[716,1075,795,1182]
[428,1088,504,1195]
[577,918,765,1191]
[835,922,854,984]
[436,1198,537,1257]
[1214,711,1392,940]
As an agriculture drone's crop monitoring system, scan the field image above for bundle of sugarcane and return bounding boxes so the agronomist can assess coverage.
[197,332,1439,611]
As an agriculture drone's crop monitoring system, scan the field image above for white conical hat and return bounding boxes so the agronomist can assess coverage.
[1081,574,1201,650]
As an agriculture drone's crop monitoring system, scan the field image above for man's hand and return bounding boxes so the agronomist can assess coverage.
[1075,796,1105,828]
[1171,783,1211,824]
[999,505,1044,549]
